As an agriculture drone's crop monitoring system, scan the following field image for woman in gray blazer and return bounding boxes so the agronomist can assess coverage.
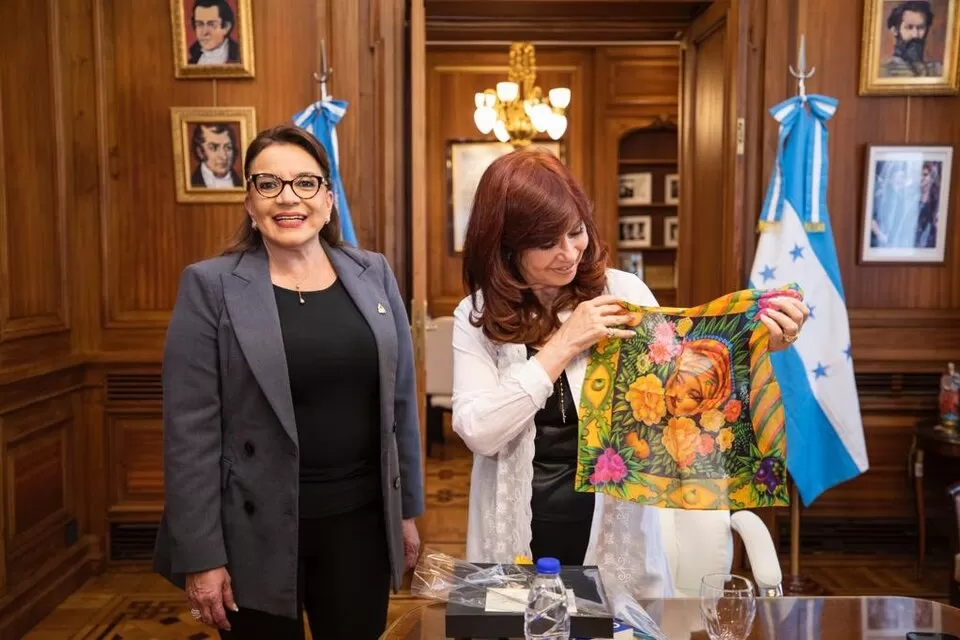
[153,123,424,638]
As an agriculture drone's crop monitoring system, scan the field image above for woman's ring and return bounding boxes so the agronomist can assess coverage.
[190,608,202,619]
[605,327,614,338]
[783,333,798,344]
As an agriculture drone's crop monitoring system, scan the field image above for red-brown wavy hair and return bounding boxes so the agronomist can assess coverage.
[461,147,608,346]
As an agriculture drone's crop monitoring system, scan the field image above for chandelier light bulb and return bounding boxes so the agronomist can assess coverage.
[474,106,496,134]
[547,113,568,140]
[493,120,510,143]
[548,87,571,110]
[530,104,552,132]
[496,81,519,103]
[474,92,485,109]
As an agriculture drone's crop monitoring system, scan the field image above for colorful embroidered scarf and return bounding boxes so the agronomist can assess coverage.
[575,285,802,510]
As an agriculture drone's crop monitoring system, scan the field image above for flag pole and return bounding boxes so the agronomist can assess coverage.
[780,36,826,597]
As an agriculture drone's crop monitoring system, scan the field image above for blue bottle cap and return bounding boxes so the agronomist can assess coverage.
[535,557,561,574]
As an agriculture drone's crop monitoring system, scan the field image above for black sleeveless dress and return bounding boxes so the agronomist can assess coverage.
[526,346,596,565]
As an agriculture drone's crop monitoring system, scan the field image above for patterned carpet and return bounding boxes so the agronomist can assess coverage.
[76,593,216,639]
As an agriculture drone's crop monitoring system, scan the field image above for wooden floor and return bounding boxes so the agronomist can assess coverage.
[24,428,953,639]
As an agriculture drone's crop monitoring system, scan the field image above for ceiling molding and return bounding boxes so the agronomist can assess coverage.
[426,18,688,42]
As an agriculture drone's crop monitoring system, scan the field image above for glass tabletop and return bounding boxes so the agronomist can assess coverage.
[381,596,960,639]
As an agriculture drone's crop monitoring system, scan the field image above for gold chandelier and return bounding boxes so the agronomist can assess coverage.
[473,42,571,147]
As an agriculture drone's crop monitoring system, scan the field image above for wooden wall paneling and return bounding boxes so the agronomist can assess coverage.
[678,0,751,307]
[0,0,72,371]
[0,365,97,640]
[593,46,679,267]
[95,0,223,354]
[425,48,591,316]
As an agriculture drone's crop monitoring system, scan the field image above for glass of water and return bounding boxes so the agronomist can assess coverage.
[699,573,757,640]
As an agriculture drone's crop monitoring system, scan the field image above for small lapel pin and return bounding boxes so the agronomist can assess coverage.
[377,303,386,314]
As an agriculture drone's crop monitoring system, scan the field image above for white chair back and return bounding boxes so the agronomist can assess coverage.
[425,316,454,397]
[659,509,735,597]
[659,508,783,598]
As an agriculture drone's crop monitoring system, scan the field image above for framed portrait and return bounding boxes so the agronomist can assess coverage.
[859,0,960,95]
[664,216,679,248]
[618,215,652,249]
[170,0,255,79]
[860,144,953,263]
[618,173,652,205]
[446,140,563,253]
[665,174,680,204]
[171,106,257,203]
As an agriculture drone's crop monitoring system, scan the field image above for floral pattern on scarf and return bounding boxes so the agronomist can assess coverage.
[575,284,802,510]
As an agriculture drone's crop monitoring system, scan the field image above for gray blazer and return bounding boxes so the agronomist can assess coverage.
[153,243,424,619]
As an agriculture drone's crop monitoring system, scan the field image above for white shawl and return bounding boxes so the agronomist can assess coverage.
[451,269,674,603]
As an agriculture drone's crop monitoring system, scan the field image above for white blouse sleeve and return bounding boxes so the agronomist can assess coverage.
[451,299,554,457]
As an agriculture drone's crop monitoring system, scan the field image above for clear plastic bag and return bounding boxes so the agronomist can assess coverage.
[410,548,668,639]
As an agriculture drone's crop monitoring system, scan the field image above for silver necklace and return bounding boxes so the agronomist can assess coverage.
[558,376,567,423]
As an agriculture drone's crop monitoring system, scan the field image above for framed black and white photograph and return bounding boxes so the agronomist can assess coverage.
[618,215,652,249]
[664,216,679,248]
[619,252,644,278]
[665,174,680,204]
[860,144,952,263]
[618,172,652,205]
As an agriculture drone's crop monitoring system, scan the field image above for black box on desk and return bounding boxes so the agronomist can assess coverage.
[444,564,614,639]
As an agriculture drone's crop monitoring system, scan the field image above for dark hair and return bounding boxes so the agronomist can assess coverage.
[461,147,608,346]
[887,1,934,30]
[191,123,237,164]
[192,0,235,35]
[223,124,340,254]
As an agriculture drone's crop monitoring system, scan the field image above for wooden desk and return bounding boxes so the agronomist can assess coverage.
[380,597,960,639]
[911,422,960,578]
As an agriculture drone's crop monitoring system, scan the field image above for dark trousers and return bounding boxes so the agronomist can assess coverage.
[220,501,391,639]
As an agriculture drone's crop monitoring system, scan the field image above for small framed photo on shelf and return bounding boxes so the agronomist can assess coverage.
[665,174,679,204]
[664,216,679,248]
[619,215,652,249]
[618,173,652,205]
[860,144,953,263]
[619,252,644,278]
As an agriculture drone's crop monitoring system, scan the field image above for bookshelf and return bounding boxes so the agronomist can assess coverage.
[615,122,679,306]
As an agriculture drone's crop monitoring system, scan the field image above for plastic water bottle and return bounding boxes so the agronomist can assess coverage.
[523,557,571,640]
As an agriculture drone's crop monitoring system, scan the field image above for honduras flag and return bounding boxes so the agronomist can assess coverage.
[747,94,869,506]
[293,99,358,246]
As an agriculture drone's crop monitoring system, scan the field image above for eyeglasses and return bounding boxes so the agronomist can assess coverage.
[247,173,328,200]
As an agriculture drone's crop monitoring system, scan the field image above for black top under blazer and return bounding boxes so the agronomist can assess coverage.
[152,242,425,619]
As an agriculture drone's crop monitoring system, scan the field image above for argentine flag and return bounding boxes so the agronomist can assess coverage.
[747,94,869,506]
[293,99,359,246]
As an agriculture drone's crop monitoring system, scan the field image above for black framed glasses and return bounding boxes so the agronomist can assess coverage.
[247,173,328,200]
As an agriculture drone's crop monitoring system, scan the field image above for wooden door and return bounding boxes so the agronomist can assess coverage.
[677,0,752,307]
[409,0,429,462]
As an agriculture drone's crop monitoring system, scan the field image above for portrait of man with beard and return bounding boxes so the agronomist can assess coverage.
[882,1,945,77]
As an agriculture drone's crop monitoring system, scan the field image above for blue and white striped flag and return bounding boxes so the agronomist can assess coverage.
[293,99,358,246]
[748,94,869,506]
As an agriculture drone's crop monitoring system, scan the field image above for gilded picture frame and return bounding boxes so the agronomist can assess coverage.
[170,0,255,79]
[859,0,960,95]
[171,106,257,203]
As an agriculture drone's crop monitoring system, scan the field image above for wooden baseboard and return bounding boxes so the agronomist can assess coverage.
[0,535,100,640]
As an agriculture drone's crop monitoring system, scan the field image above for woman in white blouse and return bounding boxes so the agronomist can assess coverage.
[451,148,808,601]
